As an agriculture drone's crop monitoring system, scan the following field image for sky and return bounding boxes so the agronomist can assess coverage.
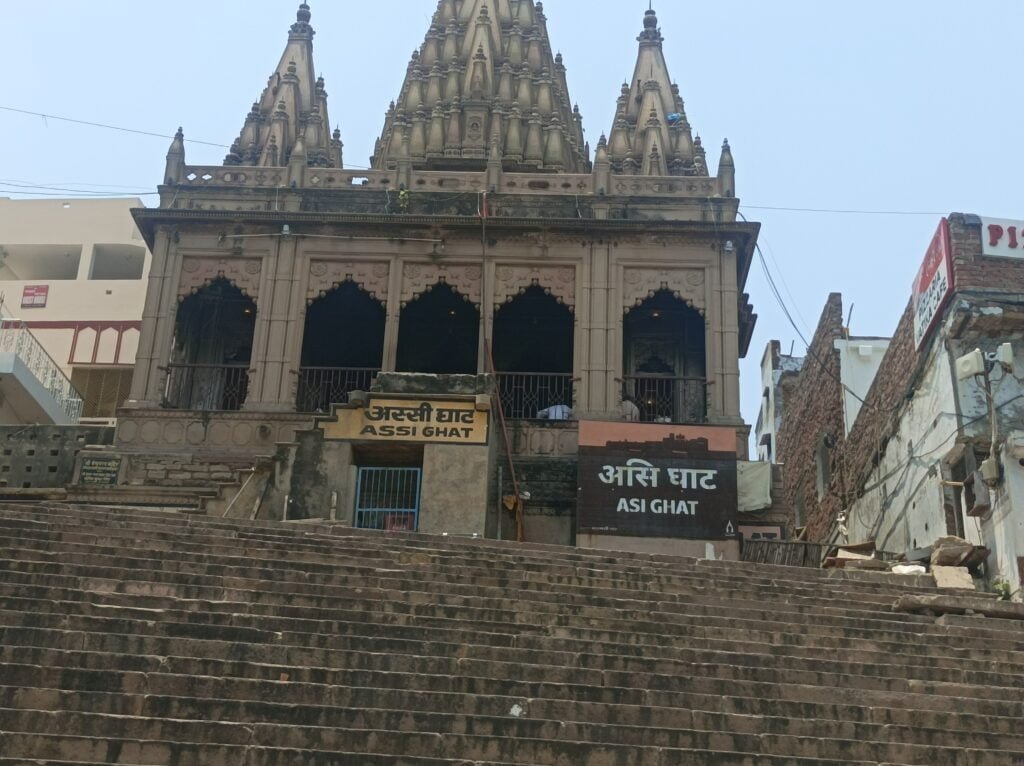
[2,0,1022,435]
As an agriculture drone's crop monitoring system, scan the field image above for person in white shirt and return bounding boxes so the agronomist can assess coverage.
[620,395,640,422]
[537,403,572,420]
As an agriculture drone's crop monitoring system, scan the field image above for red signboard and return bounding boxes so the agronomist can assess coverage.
[912,218,953,350]
[20,285,49,309]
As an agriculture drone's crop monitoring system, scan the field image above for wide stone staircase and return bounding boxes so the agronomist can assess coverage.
[0,503,1022,765]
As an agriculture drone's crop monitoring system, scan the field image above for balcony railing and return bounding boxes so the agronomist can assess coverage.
[0,320,83,422]
[623,375,707,424]
[164,363,250,411]
[297,367,379,413]
[496,372,575,420]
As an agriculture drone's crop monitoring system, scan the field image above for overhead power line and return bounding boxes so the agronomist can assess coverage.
[0,105,230,148]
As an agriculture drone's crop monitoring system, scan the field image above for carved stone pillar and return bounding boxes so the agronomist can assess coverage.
[718,246,742,422]
[246,236,297,411]
[126,227,176,407]
[479,260,496,373]
[382,258,402,372]
[582,242,612,416]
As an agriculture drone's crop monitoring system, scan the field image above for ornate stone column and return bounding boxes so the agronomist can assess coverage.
[246,235,297,411]
[382,257,403,372]
[126,227,181,407]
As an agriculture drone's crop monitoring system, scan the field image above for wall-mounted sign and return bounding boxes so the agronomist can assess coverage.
[78,455,122,486]
[321,398,489,445]
[912,218,953,351]
[21,285,49,309]
[577,422,738,540]
[982,217,1024,259]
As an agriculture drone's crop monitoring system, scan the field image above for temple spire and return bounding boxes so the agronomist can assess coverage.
[164,127,186,185]
[223,4,343,169]
[372,0,590,173]
[606,7,725,179]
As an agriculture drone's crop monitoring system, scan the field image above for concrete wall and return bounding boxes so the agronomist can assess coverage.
[0,198,150,375]
[420,443,493,536]
[844,336,958,552]
[776,294,847,535]
[835,338,890,436]
[0,424,113,489]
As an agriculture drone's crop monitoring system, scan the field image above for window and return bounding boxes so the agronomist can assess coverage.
[70,367,133,418]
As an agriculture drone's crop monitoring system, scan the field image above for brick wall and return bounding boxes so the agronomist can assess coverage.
[776,293,846,537]
[782,213,1024,542]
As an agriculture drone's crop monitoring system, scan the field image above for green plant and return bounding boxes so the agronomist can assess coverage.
[991,578,1012,601]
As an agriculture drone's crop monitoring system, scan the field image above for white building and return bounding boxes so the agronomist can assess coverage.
[0,197,150,422]
[755,340,803,463]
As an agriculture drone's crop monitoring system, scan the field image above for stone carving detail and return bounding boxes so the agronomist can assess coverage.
[179,257,261,302]
[401,263,482,307]
[307,261,389,304]
[494,265,576,312]
[623,268,706,314]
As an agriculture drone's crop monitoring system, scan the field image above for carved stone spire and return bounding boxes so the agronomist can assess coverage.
[164,127,186,185]
[606,7,717,179]
[372,0,590,173]
[223,4,343,169]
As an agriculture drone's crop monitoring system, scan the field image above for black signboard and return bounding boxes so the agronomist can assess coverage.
[578,428,737,540]
[79,455,122,486]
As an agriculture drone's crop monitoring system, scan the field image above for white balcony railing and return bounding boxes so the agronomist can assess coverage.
[0,320,83,422]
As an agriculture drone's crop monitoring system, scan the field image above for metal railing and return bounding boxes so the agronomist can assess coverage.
[741,539,826,568]
[623,375,707,424]
[0,320,83,422]
[164,363,250,411]
[296,367,379,413]
[496,372,575,420]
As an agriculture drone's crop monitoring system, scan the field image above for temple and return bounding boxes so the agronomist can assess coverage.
[110,3,760,554]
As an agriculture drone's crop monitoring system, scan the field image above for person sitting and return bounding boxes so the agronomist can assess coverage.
[620,395,640,422]
[537,402,572,420]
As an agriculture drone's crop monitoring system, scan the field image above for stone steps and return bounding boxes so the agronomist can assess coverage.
[3,594,1023,690]
[1,708,1013,765]
[0,503,1021,764]
[0,733,924,766]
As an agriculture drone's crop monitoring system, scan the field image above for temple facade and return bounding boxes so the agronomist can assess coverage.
[108,2,760,552]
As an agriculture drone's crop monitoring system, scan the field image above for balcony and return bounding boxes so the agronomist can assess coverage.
[297,367,380,413]
[0,320,83,424]
[623,375,707,424]
[496,372,575,420]
[164,363,250,411]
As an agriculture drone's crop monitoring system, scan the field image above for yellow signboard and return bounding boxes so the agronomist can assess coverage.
[320,398,490,445]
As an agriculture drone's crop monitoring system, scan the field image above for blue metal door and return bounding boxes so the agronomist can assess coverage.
[354,467,422,531]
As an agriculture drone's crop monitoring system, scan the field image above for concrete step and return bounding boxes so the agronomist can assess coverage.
[3,593,1023,689]
[0,503,941,592]
[4,684,1022,751]
[0,732,928,766]
[1,708,1013,765]
[0,502,1019,764]
[5,591,1019,674]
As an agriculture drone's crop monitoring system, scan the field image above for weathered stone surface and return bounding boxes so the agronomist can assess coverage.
[0,502,1022,765]
[932,565,977,590]
[894,593,1024,620]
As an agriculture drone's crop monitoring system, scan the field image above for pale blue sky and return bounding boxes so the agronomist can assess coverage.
[2,1,1021,432]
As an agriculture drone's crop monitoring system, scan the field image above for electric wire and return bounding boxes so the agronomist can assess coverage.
[741,211,901,415]
[0,105,230,148]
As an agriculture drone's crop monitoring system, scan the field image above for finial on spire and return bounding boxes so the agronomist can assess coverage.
[290,2,314,38]
[639,6,662,43]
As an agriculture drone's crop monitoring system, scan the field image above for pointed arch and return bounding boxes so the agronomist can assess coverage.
[623,289,706,424]
[396,282,480,374]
